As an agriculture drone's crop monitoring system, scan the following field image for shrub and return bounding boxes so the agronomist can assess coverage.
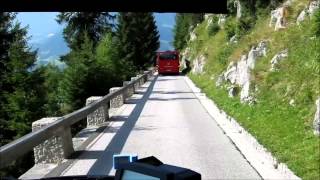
[208,22,220,36]
[225,18,237,39]
[236,16,256,36]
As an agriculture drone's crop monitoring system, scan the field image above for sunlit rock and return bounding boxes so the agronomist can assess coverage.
[289,99,295,106]
[296,9,307,25]
[297,1,320,25]
[270,6,288,31]
[217,41,268,104]
[190,30,197,41]
[218,14,227,28]
[270,49,288,71]
[216,74,224,87]
[229,35,238,44]
[234,0,242,19]
[308,0,320,16]
[192,55,206,74]
[247,41,268,69]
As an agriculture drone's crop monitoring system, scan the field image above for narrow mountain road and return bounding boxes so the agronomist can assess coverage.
[61,75,261,179]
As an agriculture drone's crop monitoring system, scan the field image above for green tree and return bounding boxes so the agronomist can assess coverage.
[56,12,115,63]
[59,33,95,112]
[116,13,160,70]
[173,13,205,51]
[0,13,47,177]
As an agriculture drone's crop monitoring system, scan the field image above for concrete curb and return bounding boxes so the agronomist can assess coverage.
[184,76,301,180]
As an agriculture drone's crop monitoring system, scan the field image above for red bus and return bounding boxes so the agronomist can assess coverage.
[156,50,180,75]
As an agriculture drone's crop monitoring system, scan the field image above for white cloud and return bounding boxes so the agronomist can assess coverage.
[161,24,174,29]
[47,33,55,38]
[160,39,170,44]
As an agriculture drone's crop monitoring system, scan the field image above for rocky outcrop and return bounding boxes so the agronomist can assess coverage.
[270,49,288,71]
[192,55,206,74]
[314,98,320,136]
[289,99,295,106]
[205,14,214,28]
[217,41,268,104]
[270,6,288,31]
[234,0,242,19]
[218,14,227,28]
[247,41,268,69]
[181,47,191,69]
[190,30,197,41]
[297,0,320,25]
[228,86,237,97]
[229,35,238,44]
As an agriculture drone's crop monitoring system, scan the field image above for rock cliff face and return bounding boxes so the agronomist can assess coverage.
[216,41,268,104]
[270,49,288,71]
[192,55,206,74]
[296,0,320,25]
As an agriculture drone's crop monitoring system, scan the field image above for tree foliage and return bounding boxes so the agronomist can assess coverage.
[0,12,47,177]
[116,13,160,70]
[56,12,115,52]
[173,13,205,51]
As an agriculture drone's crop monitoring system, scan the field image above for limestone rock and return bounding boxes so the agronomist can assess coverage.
[204,13,214,20]
[192,55,206,74]
[218,40,268,104]
[314,98,320,136]
[247,41,268,69]
[190,30,197,41]
[218,14,227,28]
[270,49,288,71]
[296,9,307,25]
[289,99,295,106]
[234,0,242,19]
[228,86,237,97]
[229,35,238,44]
[297,1,320,25]
[270,6,288,31]
[216,74,224,87]
[308,0,320,16]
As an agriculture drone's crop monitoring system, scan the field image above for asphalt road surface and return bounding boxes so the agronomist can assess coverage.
[61,75,261,179]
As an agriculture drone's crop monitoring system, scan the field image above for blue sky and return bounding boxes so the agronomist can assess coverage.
[16,12,61,45]
[16,12,176,63]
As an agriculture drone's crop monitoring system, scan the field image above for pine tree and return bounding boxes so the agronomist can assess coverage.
[56,12,115,51]
[59,33,95,112]
[0,12,47,177]
[116,13,160,70]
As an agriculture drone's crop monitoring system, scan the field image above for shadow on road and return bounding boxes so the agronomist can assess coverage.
[78,76,158,175]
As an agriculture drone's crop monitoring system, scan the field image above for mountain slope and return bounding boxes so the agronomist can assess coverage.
[181,1,320,179]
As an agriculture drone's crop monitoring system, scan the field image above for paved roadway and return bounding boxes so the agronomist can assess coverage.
[61,75,261,179]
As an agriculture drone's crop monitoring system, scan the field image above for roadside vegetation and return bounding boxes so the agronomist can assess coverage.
[174,0,320,179]
[0,12,159,177]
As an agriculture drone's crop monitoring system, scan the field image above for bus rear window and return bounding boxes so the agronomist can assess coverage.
[159,53,178,60]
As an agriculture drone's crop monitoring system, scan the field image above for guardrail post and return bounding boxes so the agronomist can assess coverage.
[109,87,124,109]
[86,96,109,127]
[32,117,74,164]
[136,75,143,86]
[123,81,134,100]
[144,71,150,81]
[131,77,139,91]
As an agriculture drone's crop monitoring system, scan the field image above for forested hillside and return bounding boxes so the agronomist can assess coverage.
[0,12,159,177]
[174,0,320,179]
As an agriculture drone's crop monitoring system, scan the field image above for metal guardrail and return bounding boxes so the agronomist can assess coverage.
[0,69,154,168]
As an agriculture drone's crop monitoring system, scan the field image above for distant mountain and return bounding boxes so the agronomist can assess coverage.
[28,13,175,68]
[30,29,69,69]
